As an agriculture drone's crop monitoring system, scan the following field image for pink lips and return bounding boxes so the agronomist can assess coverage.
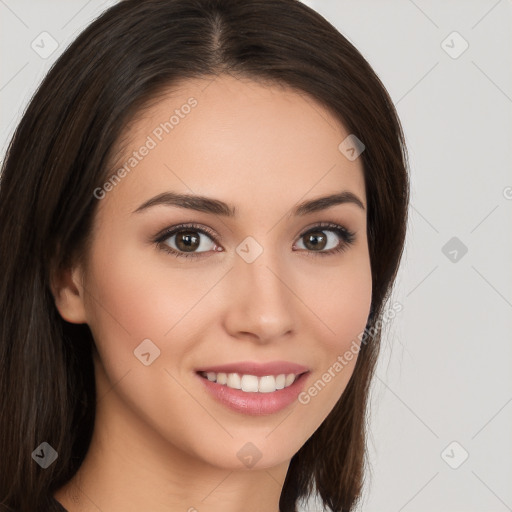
[195,360,311,416]
[195,360,309,377]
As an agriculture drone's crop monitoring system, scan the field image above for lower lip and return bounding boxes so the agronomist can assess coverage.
[196,372,310,416]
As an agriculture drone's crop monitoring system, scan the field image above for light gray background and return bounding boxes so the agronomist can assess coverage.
[1,1,511,511]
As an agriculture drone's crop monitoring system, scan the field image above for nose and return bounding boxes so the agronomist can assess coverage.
[222,250,296,344]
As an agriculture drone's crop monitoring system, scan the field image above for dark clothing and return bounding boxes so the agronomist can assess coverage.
[49,496,68,512]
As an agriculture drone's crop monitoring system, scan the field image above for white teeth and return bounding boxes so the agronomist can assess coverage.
[275,374,286,390]
[201,371,300,393]
[227,373,241,389]
[258,375,277,393]
[216,372,227,385]
[285,374,296,387]
[241,374,259,392]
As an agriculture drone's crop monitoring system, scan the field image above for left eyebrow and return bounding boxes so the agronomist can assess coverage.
[132,190,365,216]
[293,191,365,215]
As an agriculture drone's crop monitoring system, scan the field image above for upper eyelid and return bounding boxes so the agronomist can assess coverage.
[155,223,217,242]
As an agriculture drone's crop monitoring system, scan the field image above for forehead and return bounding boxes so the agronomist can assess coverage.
[99,74,366,220]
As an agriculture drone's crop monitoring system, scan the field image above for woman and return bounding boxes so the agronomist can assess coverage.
[0,0,409,511]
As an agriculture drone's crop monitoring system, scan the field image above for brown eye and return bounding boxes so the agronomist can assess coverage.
[156,224,219,258]
[302,230,328,251]
[174,230,201,252]
[294,223,356,256]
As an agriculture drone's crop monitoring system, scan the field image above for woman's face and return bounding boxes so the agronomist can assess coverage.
[67,74,372,470]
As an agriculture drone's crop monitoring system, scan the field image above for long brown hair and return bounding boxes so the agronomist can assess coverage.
[0,1,409,510]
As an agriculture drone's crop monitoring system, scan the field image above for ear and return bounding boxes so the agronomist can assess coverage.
[50,263,88,324]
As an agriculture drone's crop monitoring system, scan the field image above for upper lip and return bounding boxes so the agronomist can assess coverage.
[196,361,310,377]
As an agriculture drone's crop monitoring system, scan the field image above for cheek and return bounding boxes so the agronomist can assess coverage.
[82,237,226,364]
[308,252,372,347]
[300,252,372,386]
[290,255,372,439]
[81,239,167,362]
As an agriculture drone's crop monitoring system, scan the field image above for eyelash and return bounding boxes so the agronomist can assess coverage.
[154,222,356,259]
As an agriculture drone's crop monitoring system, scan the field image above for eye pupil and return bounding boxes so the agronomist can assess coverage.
[304,231,326,250]
[176,230,200,252]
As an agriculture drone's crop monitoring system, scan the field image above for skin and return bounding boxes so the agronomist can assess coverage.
[52,74,372,512]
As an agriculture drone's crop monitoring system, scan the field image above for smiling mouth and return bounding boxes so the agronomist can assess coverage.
[197,370,308,393]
